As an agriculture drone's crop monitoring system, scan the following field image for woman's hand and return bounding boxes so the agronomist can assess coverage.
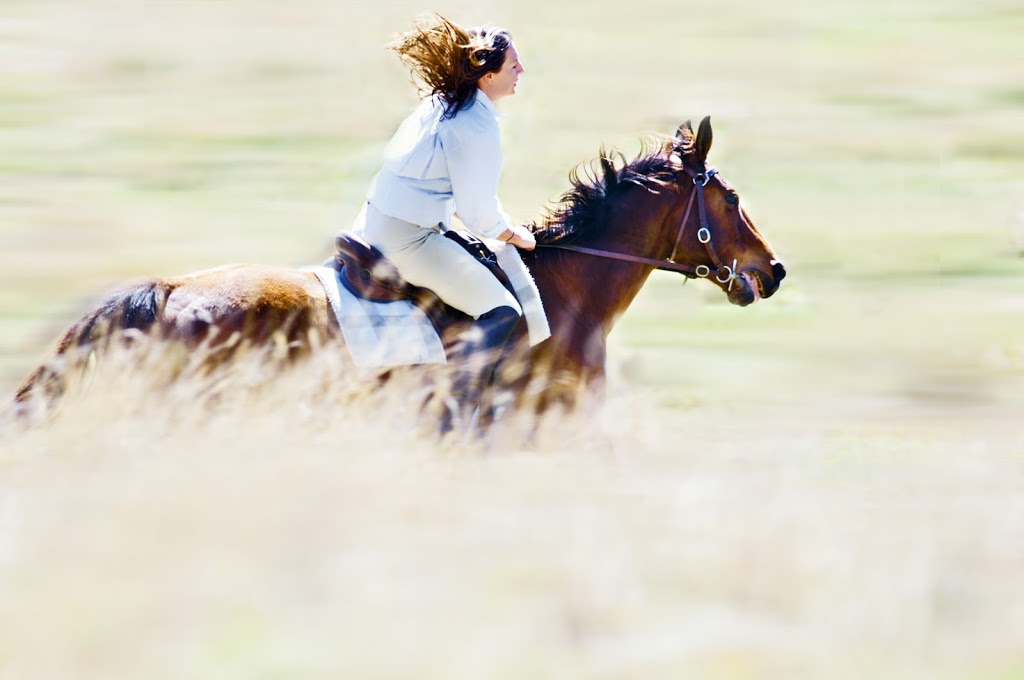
[502,225,536,251]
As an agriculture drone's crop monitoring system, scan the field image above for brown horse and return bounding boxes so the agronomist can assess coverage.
[11,117,785,419]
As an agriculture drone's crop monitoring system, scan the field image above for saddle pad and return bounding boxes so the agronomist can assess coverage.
[303,265,447,368]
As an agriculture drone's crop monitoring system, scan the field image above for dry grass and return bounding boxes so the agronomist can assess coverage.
[1,348,1022,679]
[2,0,1023,677]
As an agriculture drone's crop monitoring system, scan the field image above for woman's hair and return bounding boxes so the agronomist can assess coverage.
[389,14,511,119]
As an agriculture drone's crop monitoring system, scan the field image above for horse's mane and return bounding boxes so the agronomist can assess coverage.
[530,128,695,246]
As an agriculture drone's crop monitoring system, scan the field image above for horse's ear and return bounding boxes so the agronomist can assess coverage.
[676,120,693,139]
[695,116,713,164]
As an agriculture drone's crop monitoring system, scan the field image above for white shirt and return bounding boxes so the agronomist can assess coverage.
[366,89,513,240]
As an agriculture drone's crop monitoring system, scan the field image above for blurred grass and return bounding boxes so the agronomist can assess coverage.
[1,0,1023,677]
[2,0,1022,396]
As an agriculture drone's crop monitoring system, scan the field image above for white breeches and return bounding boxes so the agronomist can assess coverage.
[359,202,521,318]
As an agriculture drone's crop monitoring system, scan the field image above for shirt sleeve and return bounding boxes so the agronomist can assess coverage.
[441,118,513,240]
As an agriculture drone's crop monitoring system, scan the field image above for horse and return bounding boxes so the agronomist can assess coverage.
[10,117,785,423]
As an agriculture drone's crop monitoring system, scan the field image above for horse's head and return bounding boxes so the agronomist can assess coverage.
[667,116,785,306]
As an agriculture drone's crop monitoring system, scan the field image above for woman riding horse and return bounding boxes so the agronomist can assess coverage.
[10,115,787,425]
[353,15,535,426]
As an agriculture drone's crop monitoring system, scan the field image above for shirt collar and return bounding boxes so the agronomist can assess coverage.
[474,88,498,116]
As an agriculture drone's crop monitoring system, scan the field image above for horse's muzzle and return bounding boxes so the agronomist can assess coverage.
[762,260,786,298]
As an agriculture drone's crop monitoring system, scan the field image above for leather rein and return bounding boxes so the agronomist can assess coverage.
[538,164,740,290]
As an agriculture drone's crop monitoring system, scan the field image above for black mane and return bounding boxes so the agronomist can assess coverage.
[530,135,688,246]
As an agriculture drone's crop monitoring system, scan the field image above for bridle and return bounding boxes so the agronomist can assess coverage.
[538,162,740,290]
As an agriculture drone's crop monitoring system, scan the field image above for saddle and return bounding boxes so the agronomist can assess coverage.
[331,230,519,343]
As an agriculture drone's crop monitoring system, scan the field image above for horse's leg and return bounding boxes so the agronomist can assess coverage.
[509,331,616,451]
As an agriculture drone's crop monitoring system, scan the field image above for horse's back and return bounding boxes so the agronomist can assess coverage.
[159,264,334,346]
[164,264,325,309]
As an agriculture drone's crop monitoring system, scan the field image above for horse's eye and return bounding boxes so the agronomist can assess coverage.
[725,192,739,206]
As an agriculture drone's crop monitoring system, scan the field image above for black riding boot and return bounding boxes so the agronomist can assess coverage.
[441,305,521,433]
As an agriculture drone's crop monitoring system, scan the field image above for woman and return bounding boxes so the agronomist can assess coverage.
[354,14,535,424]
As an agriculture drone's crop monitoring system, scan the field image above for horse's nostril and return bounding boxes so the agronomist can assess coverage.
[772,261,786,282]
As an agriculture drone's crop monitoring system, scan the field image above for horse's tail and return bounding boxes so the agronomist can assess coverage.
[12,280,169,409]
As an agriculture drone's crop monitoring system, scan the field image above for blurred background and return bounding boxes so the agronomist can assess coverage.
[1,0,1022,678]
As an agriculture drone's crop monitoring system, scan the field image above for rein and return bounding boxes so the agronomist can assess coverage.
[539,165,739,289]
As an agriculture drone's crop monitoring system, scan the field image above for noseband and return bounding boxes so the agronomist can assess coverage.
[538,163,739,289]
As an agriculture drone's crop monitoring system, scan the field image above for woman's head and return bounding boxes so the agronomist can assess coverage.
[475,36,524,103]
[390,14,522,119]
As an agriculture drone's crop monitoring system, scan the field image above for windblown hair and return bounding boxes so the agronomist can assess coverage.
[390,14,511,119]
[531,131,695,246]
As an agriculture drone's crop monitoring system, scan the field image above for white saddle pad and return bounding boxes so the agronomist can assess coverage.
[303,265,447,368]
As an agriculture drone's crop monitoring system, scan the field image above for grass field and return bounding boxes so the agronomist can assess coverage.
[1,1,1023,678]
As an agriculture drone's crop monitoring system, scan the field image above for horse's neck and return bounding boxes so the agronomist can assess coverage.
[530,198,670,347]
[532,253,653,337]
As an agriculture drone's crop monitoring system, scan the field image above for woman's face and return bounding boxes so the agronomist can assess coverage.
[480,43,524,102]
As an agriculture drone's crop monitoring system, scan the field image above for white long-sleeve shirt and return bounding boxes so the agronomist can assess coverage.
[366,89,513,240]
